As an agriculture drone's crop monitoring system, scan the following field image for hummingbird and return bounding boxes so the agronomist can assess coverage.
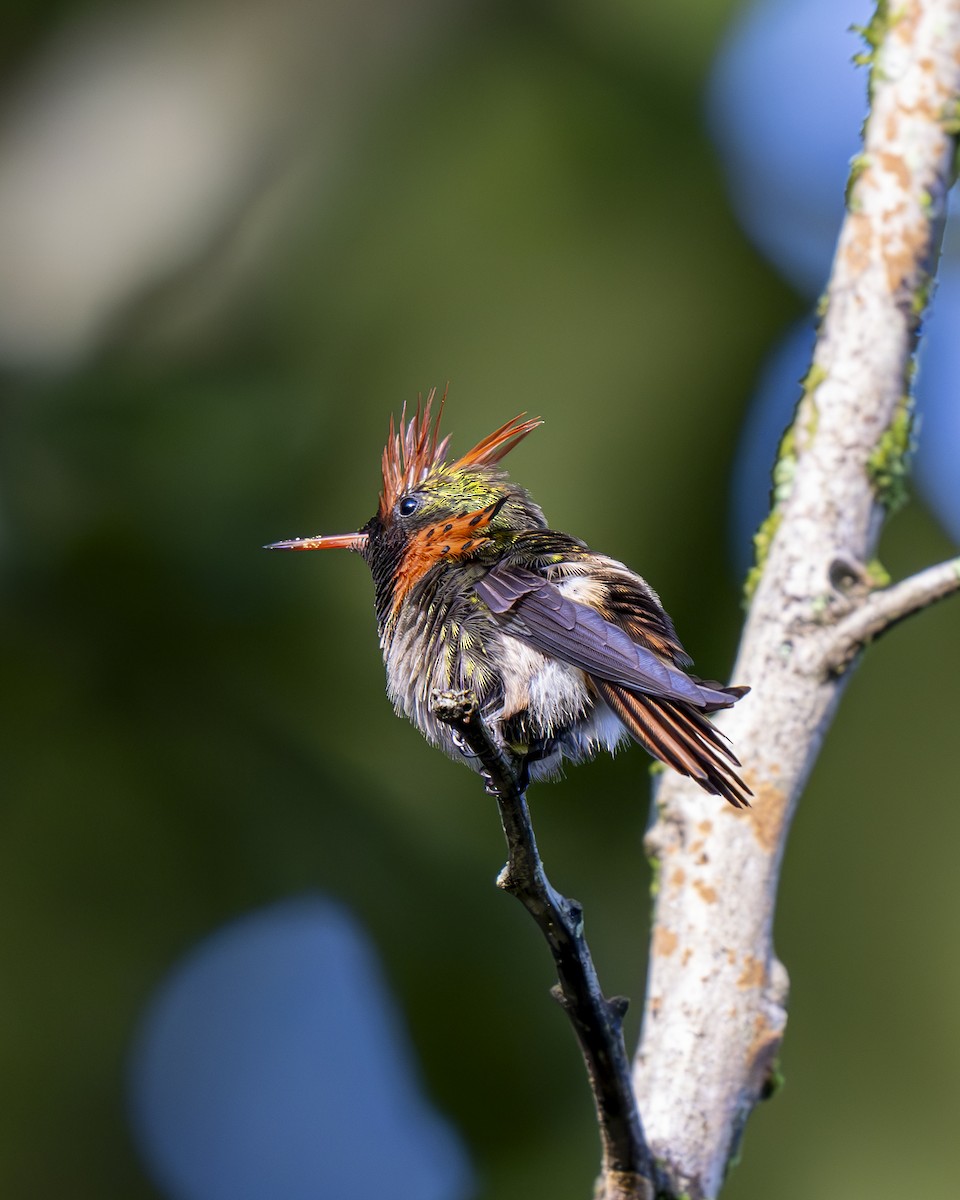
[266,391,750,807]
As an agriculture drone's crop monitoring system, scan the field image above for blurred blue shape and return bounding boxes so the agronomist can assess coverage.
[708,0,874,296]
[914,264,960,544]
[128,896,473,1200]
[729,320,815,576]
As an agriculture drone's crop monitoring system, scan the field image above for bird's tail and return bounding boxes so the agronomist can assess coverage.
[595,680,752,808]
[693,679,750,713]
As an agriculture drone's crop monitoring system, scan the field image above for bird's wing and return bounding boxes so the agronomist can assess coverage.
[474,562,735,710]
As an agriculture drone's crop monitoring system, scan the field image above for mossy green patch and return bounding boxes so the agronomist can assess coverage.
[648,853,662,900]
[794,363,822,450]
[845,154,870,209]
[761,1058,786,1101]
[801,362,826,394]
[867,395,913,513]
[853,2,890,51]
[852,1,896,62]
[911,272,933,318]
[853,2,902,99]
[743,508,783,606]
[771,451,795,506]
[865,558,892,588]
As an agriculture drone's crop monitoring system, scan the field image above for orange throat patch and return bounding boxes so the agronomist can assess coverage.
[390,501,502,614]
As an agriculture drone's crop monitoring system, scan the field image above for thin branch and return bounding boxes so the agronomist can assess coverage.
[431,689,655,1200]
[816,554,960,676]
[632,4,960,1197]
[819,556,960,673]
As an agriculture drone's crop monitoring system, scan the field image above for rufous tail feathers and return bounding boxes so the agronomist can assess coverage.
[596,680,751,808]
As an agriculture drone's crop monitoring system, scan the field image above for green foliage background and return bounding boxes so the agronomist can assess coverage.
[2,2,960,1197]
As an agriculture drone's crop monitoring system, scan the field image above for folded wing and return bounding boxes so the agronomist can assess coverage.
[474,560,751,806]
[475,563,740,711]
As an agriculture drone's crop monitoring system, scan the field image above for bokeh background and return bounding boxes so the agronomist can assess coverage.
[3,1,960,1198]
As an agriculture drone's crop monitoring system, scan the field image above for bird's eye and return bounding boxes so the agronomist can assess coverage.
[398,496,420,517]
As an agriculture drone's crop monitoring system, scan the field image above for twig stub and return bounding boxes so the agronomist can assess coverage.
[430,687,479,728]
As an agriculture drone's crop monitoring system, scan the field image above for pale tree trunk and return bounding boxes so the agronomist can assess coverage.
[631,3,960,1197]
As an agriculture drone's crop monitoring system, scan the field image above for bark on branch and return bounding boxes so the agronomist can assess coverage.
[632,4,960,1197]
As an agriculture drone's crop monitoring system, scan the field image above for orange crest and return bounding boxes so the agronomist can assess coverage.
[378,387,542,518]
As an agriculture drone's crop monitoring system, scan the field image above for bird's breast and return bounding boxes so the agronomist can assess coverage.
[381,587,593,742]
[493,635,592,730]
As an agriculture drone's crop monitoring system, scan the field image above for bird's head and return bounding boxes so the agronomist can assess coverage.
[266,388,545,621]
